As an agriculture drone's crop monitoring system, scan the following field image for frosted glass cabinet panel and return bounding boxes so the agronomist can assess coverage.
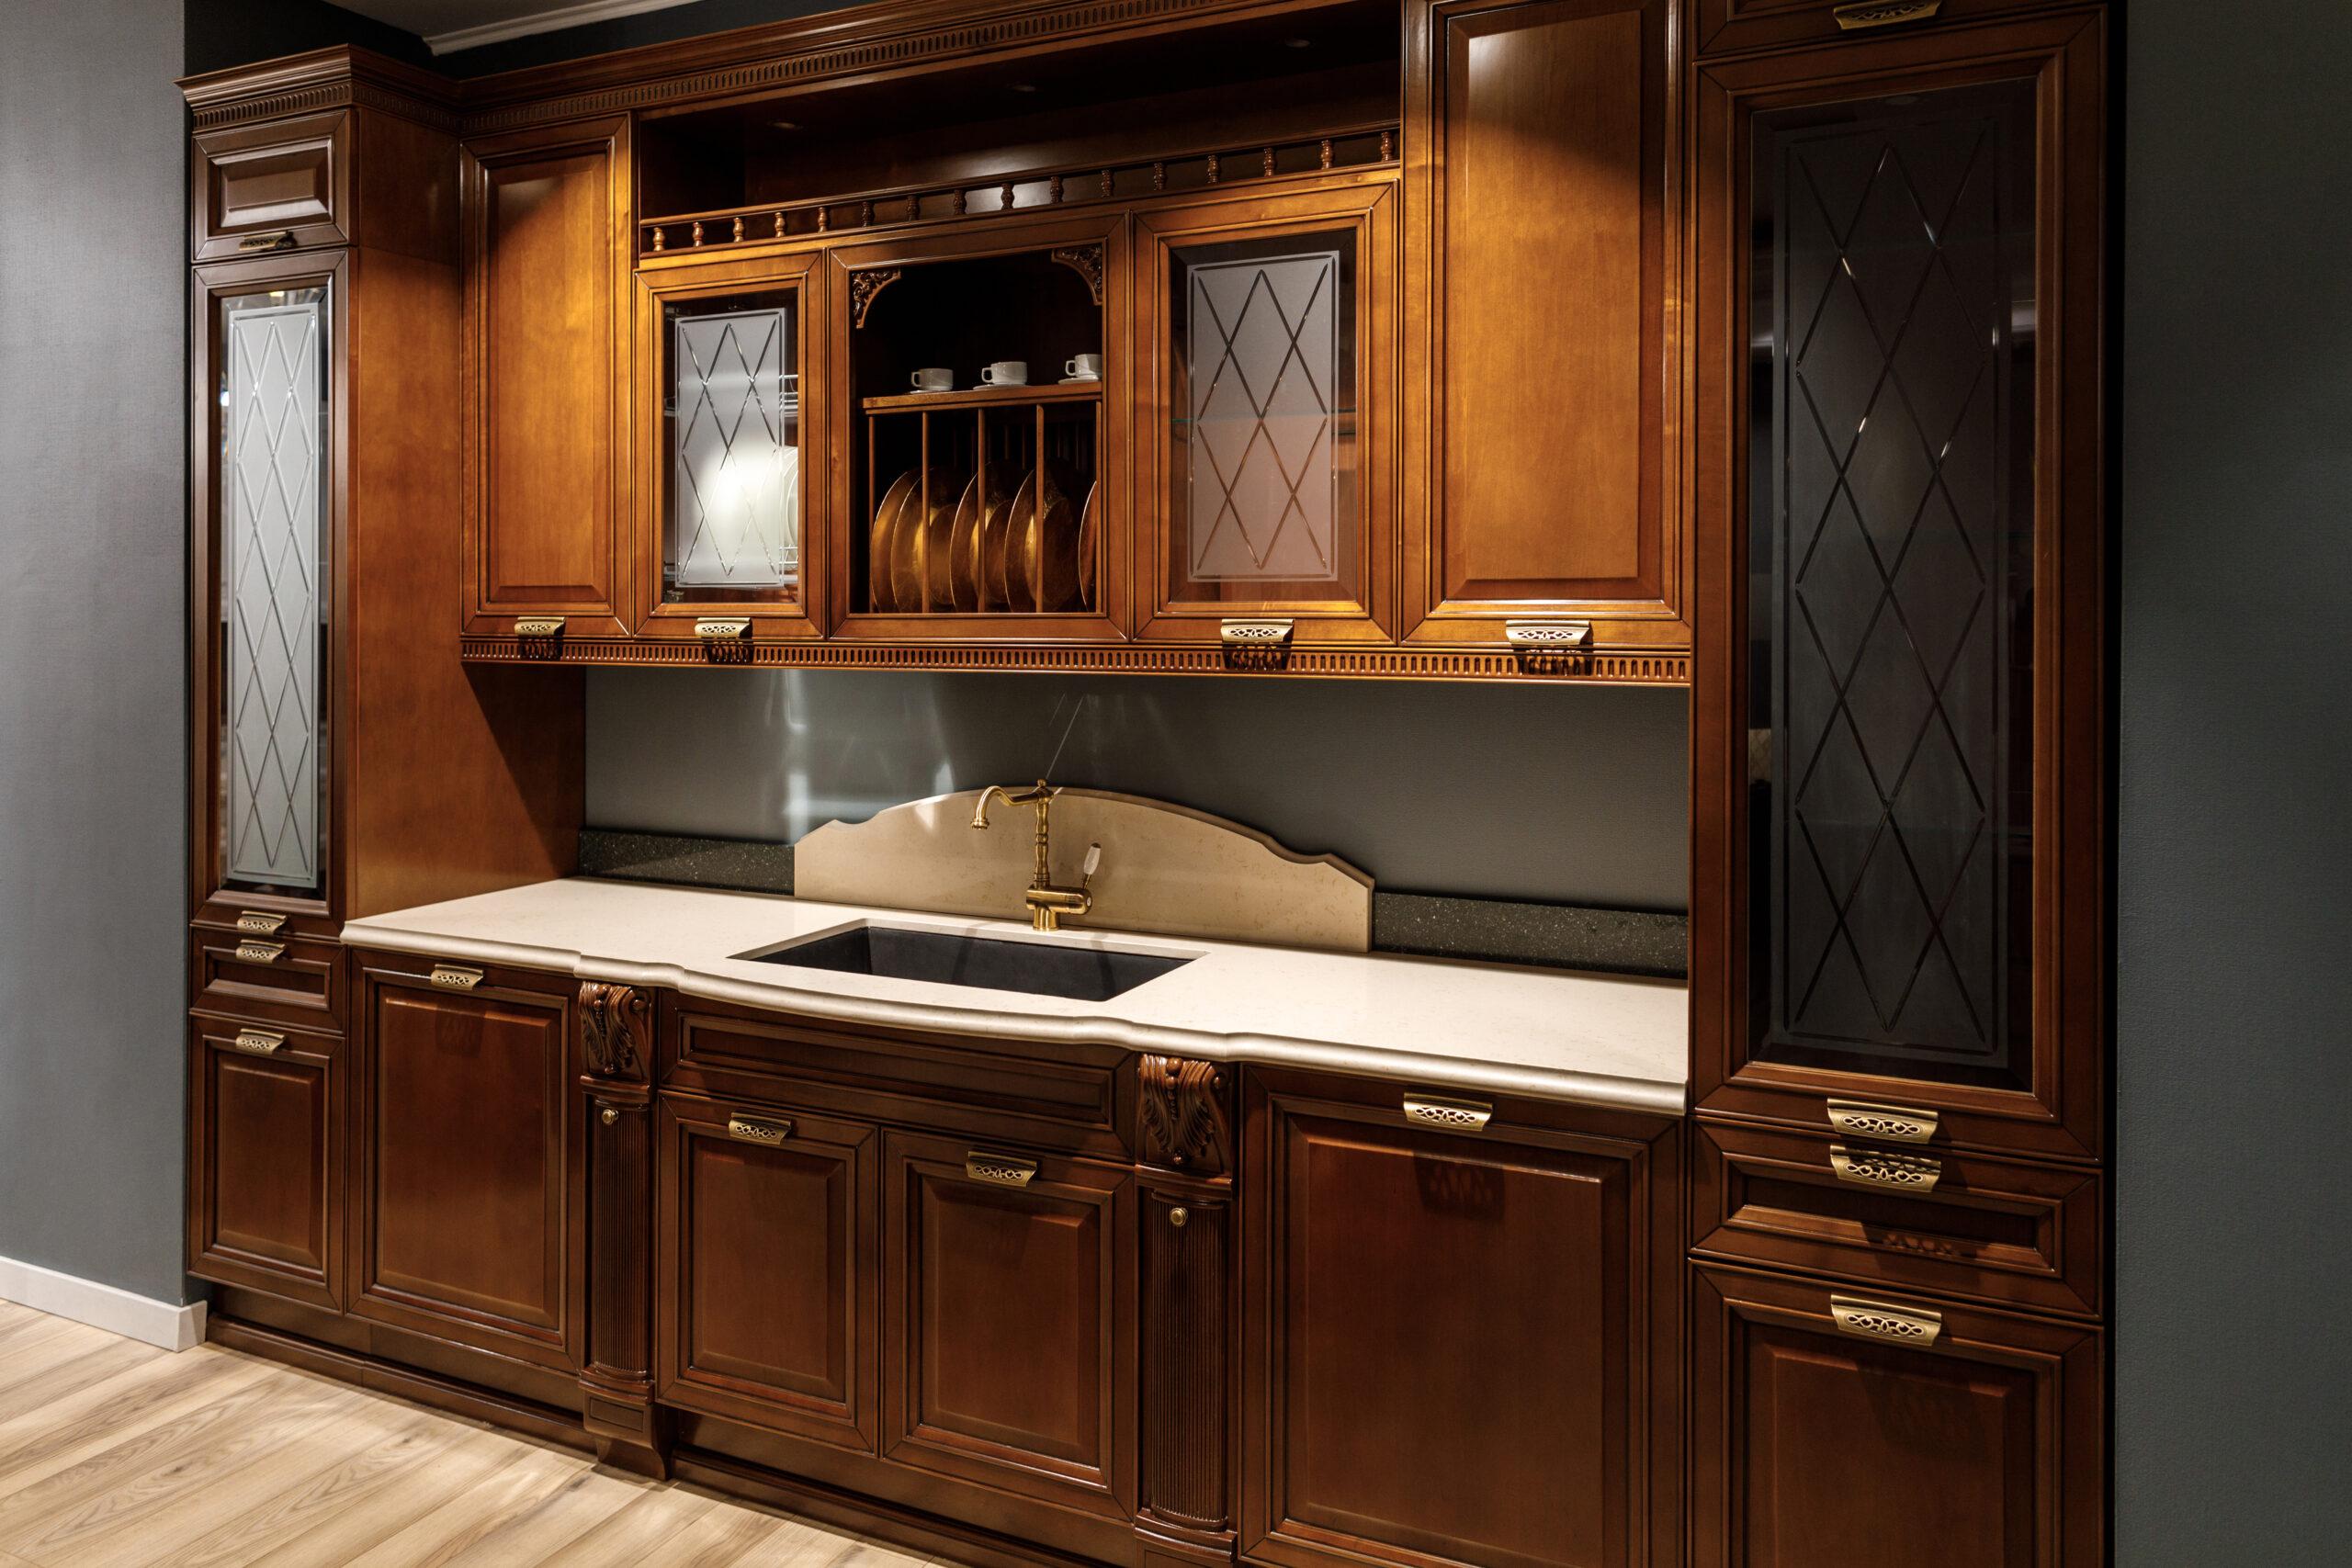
[663,290,800,603]
[1747,80,2038,1090]
[219,287,329,896]
[1166,229,1359,606]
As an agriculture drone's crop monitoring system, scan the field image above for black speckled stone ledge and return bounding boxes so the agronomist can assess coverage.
[578,829,795,895]
[575,829,1685,979]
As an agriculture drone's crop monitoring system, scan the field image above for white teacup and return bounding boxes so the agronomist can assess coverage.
[910,367,953,392]
[979,360,1028,387]
[1064,353,1102,380]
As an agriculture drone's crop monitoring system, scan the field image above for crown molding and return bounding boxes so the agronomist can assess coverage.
[425,0,707,56]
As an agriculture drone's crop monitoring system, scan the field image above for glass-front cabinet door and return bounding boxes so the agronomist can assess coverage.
[1692,14,2107,1160]
[194,253,343,931]
[1134,182,1394,645]
[632,250,824,645]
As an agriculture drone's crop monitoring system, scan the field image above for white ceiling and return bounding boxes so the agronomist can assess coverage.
[334,0,708,55]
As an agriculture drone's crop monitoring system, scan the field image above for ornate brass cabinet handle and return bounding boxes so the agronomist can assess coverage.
[1829,1145,1943,1192]
[232,1028,285,1055]
[1504,619,1593,651]
[727,1114,793,1146]
[966,1151,1037,1188]
[1403,1093,1494,1133]
[1829,1295,1944,1347]
[234,230,296,252]
[234,939,286,964]
[428,964,484,991]
[234,910,288,936]
[1825,1099,1939,1145]
[1833,0,1942,28]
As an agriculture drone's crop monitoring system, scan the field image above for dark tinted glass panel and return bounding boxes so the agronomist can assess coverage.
[1747,80,2036,1088]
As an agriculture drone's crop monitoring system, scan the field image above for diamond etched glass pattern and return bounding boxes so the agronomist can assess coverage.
[1754,86,2035,1077]
[672,305,798,589]
[1183,249,1340,581]
[224,297,324,890]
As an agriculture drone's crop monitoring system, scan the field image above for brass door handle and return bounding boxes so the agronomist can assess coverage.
[727,1114,793,1146]
[966,1152,1037,1188]
[1829,1295,1944,1347]
[1825,1099,1939,1145]
[234,939,286,964]
[232,1028,286,1055]
[1403,1093,1493,1133]
[235,910,288,936]
[234,230,296,252]
[1828,1145,1942,1193]
[428,964,484,991]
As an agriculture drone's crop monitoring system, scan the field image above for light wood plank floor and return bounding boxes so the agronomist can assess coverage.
[0,1301,953,1568]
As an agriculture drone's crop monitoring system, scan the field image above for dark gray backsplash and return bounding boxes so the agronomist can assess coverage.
[585,669,1690,912]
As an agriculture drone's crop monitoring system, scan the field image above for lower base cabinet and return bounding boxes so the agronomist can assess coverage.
[1240,1068,1682,1568]
[187,1015,343,1311]
[1690,1264,2103,1568]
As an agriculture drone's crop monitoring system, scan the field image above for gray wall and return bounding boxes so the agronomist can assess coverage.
[588,671,1690,910]
[0,0,190,1303]
[2115,0,2352,1559]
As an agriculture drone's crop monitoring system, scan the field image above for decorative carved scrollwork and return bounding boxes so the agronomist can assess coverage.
[580,982,651,1080]
[1050,243,1106,306]
[849,267,901,328]
[1136,1055,1231,1176]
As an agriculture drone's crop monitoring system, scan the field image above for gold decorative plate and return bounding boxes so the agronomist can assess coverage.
[890,468,963,614]
[1008,460,1082,615]
[950,463,1023,613]
[868,468,920,613]
[1076,479,1101,612]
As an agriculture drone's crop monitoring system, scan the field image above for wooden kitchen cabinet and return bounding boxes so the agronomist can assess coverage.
[1688,9,2109,1161]
[461,115,634,637]
[654,1089,877,1452]
[191,107,349,262]
[187,1016,344,1311]
[1241,1067,1681,1568]
[881,1128,1137,1522]
[350,954,584,1375]
[1401,0,1688,657]
[1690,1263,2102,1568]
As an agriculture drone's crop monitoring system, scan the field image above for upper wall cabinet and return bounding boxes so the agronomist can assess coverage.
[463,117,633,639]
[1401,0,1687,659]
[1695,0,2057,58]
[193,110,349,262]
[1688,11,2108,1160]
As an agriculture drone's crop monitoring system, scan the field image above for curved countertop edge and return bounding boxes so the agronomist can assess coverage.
[343,920,1689,1120]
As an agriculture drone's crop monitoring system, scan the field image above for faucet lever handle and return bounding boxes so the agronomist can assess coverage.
[1080,842,1102,887]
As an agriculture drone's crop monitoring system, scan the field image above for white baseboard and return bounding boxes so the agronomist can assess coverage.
[0,1257,205,1351]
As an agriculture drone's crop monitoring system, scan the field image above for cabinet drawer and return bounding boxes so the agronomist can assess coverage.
[670,1005,1122,1156]
[655,1090,878,1452]
[193,110,349,262]
[1692,1122,2100,1318]
[1695,0,2052,58]
[187,1016,343,1310]
[192,925,344,1032]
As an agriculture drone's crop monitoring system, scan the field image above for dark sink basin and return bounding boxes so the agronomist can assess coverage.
[741,924,1193,1003]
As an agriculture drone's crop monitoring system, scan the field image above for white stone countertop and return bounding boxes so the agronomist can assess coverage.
[343,878,1689,1115]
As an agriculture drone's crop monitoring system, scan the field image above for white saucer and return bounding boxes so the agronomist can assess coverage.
[1059,375,1102,384]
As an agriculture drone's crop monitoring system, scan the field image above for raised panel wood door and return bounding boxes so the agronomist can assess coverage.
[881,1130,1136,1521]
[1690,1264,2102,1567]
[352,958,582,1372]
[1688,13,2108,1161]
[463,117,632,637]
[655,1090,877,1451]
[1402,0,1686,654]
[187,1018,343,1310]
[1242,1075,1676,1568]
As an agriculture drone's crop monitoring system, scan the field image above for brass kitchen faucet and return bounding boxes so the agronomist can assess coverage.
[970,780,1102,931]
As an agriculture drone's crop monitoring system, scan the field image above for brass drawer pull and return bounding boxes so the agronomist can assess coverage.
[727,1114,793,1146]
[695,617,752,641]
[1219,618,1293,649]
[1404,1093,1493,1133]
[428,964,484,991]
[234,910,288,936]
[513,617,565,637]
[966,1152,1037,1188]
[1829,1295,1944,1347]
[1825,1099,1939,1145]
[234,230,297,253]
[234,939,286,964]
[1829,1145,1942,1193]
[232,1028,286,1055]
[1504,619,1593,652]
[1168,1205,1190,1229]
[1834,0,1941,28]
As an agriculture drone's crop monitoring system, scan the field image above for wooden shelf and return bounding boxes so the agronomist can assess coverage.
[861,380,1103,413]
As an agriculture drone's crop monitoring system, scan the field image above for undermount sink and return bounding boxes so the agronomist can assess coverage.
[739,923,1194,1003]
